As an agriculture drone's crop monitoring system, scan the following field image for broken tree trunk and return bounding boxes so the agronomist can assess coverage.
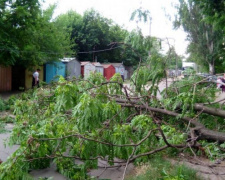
[115,98,225,142]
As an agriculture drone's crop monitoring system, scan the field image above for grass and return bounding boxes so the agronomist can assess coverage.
[0,122,7,134]
[0,98,6,111]
[0,97,10,112]
[0,115,15,123]
[126,157,202,180]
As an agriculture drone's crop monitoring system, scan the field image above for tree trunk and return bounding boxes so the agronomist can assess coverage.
[209,62,215,75]
[194,104,225,118]
[115,98,225,142]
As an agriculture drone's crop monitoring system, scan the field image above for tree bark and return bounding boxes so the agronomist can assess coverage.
[209,62,215,75]
[115,98,225,142]
[194,103,225,118]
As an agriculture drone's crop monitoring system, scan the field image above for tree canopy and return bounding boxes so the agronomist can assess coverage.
[174,0,224,74]
[55,9,138,66]
[0,0,72,67]
[54,9,164,67]
[174,0,225,74]
[194,0,225,32]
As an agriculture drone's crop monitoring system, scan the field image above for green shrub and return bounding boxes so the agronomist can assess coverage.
[0,98,6,111]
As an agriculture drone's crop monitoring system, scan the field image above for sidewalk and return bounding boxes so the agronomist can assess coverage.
[0,91,21,100]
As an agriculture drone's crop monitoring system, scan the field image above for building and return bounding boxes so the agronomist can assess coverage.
[110,63,127,80]
[25,66,44,89]
[92,62,104,75]
[0,65,12,92]
[45,62,66,83]
[81,62,95,79]
[9,66,44,90]
[110,63,126,76]
[61,58,81,79]
[102,64,116,80]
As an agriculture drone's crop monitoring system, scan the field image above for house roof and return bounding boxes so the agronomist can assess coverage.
[61,58,79,63]
[104,63,124,68]
[102,64,114,68]
[81,61,90,66]
[92,62,103,67]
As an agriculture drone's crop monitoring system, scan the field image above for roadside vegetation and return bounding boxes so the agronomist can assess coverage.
[0,65,225,179]
[0,98,8,112]
[127,157,201,180]
[0,97,16,134]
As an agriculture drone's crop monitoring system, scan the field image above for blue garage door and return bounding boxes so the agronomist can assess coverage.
[45,62,66,83]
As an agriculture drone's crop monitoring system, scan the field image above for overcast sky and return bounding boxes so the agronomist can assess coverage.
[42,0,188,56]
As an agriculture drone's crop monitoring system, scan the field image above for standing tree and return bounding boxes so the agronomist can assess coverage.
[191,0,225,73]
[165,46,183,70]
[0,0,72,67]
[194,0,225,32]
[70,9,114,62]
[174,0,224,74]
[55,9,143,66]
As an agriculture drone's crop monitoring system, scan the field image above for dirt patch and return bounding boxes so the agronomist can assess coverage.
[0,111,15,119]
[170,154,225,180]
[88,158,134,180]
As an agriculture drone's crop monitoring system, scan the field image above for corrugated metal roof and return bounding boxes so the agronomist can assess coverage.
[104,63,124,67]
[102,64,113,68]
[112,63,124,67]
[92,62,103,67]
[61,58,79,63]
[81,61,90,66]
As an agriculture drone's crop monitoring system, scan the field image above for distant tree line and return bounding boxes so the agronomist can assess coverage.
[0,1,72,67]
[0,0,183,68]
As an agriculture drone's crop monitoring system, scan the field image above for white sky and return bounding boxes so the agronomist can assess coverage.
[42,0,188,56]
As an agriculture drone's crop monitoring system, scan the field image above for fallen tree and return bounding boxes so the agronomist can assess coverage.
[1,37,225,179]
[116,98,225,142]
[1,70,225,180]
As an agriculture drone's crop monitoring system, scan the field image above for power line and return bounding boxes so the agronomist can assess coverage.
[0,45,122,55]
[78,46,121,54]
